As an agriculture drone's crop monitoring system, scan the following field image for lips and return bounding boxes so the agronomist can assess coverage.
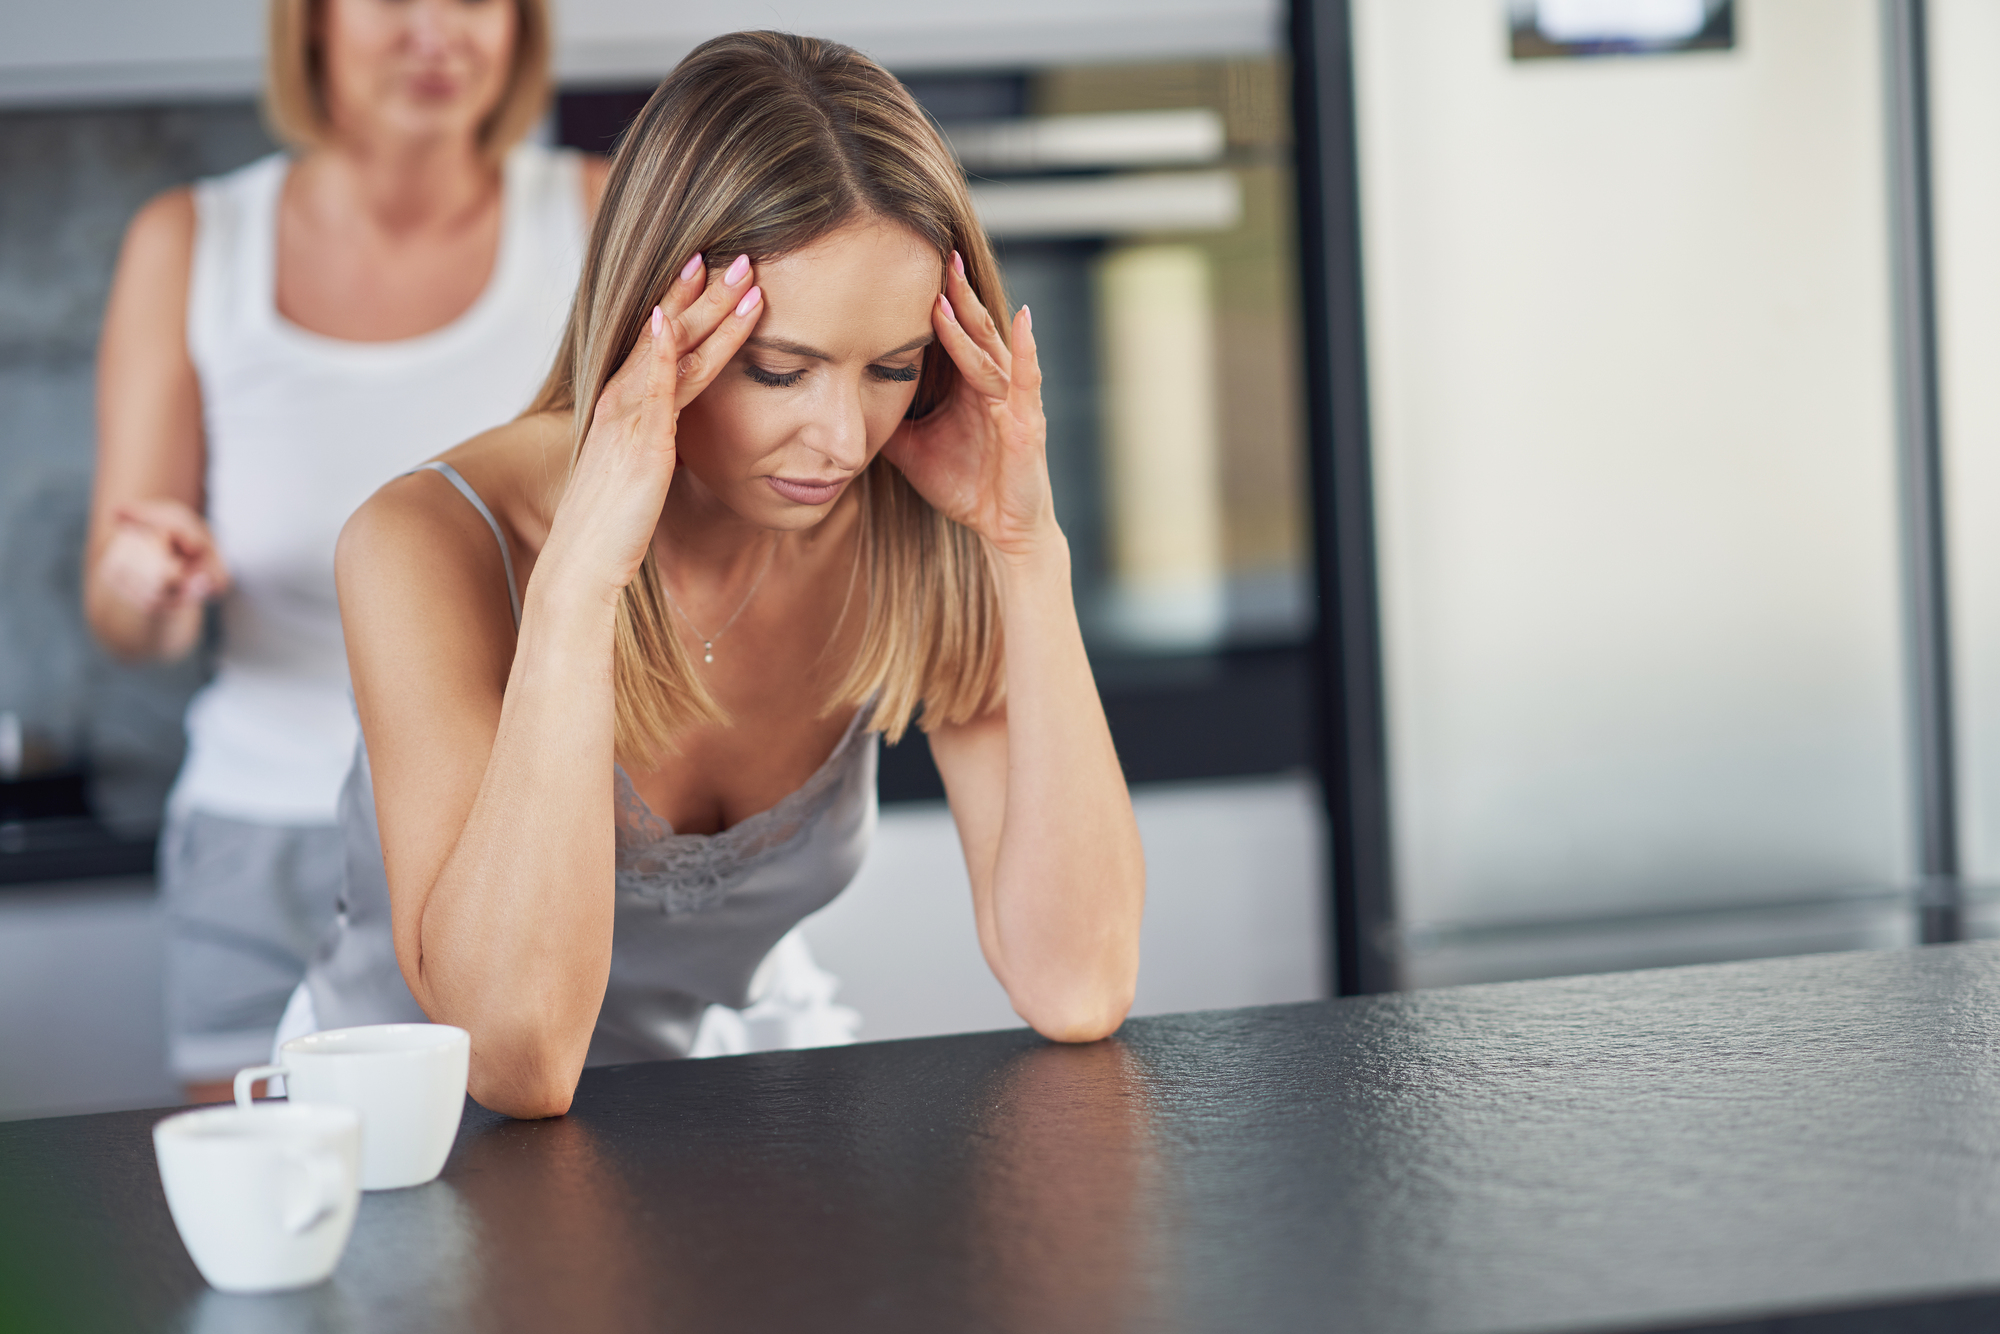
[766,476,846,506]
[407,73,461,100]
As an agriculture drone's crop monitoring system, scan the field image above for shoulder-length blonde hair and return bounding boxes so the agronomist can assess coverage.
[263,0,552,159]
[530,30,1006,762]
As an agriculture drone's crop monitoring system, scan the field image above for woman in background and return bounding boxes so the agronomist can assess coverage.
[85,0,604,1102]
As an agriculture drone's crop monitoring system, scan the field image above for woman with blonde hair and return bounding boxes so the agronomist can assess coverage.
[303,30,1146,1118]
[86,0,604,1101]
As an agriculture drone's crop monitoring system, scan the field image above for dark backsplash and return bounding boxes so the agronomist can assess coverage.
[0,89,1314,885]
[0,102,276,844]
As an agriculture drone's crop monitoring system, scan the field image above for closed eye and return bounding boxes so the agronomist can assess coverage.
[745,364,807,388]
[870,364,921,383]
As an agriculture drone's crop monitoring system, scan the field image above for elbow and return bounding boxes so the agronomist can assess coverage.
[1001,923,1142,1046]
[1026,1003,1129,1046]
[471,1075,575,1121]
[406,941,594,1121]
[467,1047,579,1120]
[458,1013,587,1120]
[1017,979,1135,1046]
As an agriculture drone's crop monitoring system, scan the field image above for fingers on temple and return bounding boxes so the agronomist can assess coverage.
[659,252,706,320]
[640,300,677,407]
[673,282,763,407]
[945,253,1010,367]
[605,306,661,399]
[934,293,1010,399]
[1008,305,1043,407]
[665,254,753,351]
[621,254,737,387]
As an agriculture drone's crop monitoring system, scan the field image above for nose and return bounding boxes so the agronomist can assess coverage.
[803,378,870,473]
[406,0,451,57]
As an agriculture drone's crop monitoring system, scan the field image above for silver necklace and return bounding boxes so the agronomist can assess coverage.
[659,538,778,665]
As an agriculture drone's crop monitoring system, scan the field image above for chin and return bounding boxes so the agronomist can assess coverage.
[761,503,836,532]
[756,491,845,531]
[385,103,484,143]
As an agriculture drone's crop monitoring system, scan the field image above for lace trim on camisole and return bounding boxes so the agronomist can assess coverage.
[612,702,872,916]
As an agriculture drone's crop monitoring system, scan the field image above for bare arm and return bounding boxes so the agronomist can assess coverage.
[887,264,1145,1044]
[85,189,230,661]
[929,545,1144,1043]
[341,258,762,1118]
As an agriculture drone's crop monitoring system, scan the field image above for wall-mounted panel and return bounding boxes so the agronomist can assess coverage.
[1354,0,1910,948]
[1932,0,2000,900]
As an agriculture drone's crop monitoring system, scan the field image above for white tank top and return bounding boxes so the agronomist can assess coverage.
[173,144,586,824]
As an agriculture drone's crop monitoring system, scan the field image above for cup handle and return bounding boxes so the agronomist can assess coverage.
[281,1147,346,1234]
[234,1063,289,1109]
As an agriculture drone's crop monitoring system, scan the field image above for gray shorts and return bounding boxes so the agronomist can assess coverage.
[159,808,345,1082]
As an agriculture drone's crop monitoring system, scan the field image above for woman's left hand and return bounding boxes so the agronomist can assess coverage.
[882,253,1055,561]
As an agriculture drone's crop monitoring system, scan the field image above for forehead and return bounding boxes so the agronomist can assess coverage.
[751,220,940,356]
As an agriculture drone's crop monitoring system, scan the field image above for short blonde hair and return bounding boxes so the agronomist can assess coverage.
[530,31,1008,760]
[263,0,552,159]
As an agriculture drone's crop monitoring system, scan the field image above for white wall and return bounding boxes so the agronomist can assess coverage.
[2,1,265,105]
[0,881,176,1121]
[0,0,1281,106]
[803,775,1326,1042]
[0,777,1323,1118]
[1355,0,1910,932]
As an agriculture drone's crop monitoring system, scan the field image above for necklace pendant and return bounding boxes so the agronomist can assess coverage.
[662,537,777,671]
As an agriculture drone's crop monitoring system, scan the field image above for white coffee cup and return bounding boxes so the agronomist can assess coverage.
[154,1103,361,1294]
[236,1023,470,1191]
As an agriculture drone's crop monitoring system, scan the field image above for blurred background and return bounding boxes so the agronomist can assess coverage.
[3,0,1996,1119]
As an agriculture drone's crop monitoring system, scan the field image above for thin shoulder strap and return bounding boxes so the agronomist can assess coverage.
[411,460,522,627]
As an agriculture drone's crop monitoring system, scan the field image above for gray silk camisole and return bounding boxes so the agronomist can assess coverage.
[305,461,878,1064]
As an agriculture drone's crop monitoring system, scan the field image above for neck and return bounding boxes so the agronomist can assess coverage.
[300,130,500,234]
[655,473,788,588]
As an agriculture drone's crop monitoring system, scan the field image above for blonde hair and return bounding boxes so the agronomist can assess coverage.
[530,30,1007,761]
[263,0,552,159]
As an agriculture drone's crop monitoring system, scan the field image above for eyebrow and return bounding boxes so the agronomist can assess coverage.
[745,332,936,361]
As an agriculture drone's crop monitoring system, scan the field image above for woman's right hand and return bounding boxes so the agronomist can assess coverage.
[94,498,230,660]
[545,253,764,601]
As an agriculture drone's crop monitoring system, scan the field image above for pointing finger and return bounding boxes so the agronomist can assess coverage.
[114,499,218,563]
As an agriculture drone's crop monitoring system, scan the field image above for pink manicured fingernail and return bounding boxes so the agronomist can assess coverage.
[1020,304,1032,330]
[680,253,704,282]
[939,292,958,321]
[650,305,663,337]
[725,254,751,285]
[735,285,762,317]
[952,250,966,278]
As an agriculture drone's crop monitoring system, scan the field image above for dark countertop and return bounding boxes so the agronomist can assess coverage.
[10,943,2000,1333]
